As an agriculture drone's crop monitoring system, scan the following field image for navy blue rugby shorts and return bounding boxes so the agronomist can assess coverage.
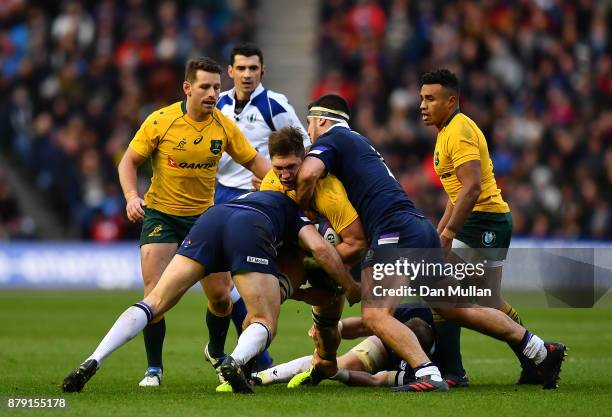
[176,204,278,276]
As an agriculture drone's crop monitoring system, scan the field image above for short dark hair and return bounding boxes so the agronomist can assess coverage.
[308,94,351,121]
[421,69,459,95]
[268,126,305,159]
[230,42,264,66]
[185,57,222,82]
[405,318,435,354]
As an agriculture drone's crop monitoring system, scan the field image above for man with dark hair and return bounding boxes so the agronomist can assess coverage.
[62,190,361,394]
[116,56,270,387]
[296,93,566,392]
[206,43,309,375]
[420,68,538,384]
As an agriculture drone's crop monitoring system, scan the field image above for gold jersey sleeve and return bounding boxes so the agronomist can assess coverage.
[433,113,509,213]
[127,103,257,216]
[260,170,358,233]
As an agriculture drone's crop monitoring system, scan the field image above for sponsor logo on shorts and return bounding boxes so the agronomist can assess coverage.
[148,225,163,237]
[482,231,496,247]
[247,256,269,265]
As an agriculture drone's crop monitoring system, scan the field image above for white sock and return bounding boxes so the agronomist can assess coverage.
[87,304,150,366]
[414,364,443,381]
[230,322,270,366]
[256,356,312,385]
[230,286,242,303]
[522,333,547,365]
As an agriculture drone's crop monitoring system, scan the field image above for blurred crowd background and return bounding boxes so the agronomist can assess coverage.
[0,0,610,241]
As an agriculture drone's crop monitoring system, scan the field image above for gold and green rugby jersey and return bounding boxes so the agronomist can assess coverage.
[129,101,257,216]
[433,111,509,213]
[261,169,358,233]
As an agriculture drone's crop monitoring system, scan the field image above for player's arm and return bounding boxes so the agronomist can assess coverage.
[440,160,481,248]
[437,199,454,235]
[296,157,326,209]
[241,153,271,189]
[298,224,361,305]
[118,147,148,222]
[336,218,367,266]
[339,316,372,339]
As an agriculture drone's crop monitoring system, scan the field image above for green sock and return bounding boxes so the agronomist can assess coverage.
[206,308,231,358]
[143,318,166,369]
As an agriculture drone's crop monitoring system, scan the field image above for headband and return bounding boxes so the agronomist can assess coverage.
[307,106,350,123]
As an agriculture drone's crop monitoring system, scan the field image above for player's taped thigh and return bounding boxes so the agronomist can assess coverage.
[277,272,294,303]
[349,336,388,374]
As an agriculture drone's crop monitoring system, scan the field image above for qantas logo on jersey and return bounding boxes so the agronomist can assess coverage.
[167,156,217,170]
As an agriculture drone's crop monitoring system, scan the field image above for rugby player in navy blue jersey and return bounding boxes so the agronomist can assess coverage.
[295,94,566,392]
[62,191,360,394]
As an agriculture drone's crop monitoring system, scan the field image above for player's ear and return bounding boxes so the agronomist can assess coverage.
[182,81,191,97]
[228,64,233,78]
[261,64,266,77]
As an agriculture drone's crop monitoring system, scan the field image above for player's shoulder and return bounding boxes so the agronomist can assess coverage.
[449,112,478,136]
[266,89,295,115]
[141,101,184,130]
[211,107,237,128]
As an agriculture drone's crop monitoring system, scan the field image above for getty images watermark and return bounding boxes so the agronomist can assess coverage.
[360,248,612,308]
[371,257,489,298]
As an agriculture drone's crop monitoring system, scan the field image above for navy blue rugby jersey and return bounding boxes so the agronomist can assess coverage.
[226,190,312,247]
[307,125,423,240]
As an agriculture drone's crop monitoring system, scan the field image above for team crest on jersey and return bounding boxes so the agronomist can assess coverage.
[194,135,203,145]
[210,139,222,155]
[434,151,440,166]
[173,139,187,151]
[482,231,496,247]
[148,225,163,237]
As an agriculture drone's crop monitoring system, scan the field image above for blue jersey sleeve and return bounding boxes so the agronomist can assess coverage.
[293,210,313,236]
[306,136,337,174]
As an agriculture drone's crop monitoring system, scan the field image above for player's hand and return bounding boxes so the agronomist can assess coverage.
[345,282,361,306]
[126,195,146,222]
[440,234,452,250]
[251,175,262,190]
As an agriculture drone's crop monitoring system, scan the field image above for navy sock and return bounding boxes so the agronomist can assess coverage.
[206,308,230,358]
[143,318,165,369]
[433,321,466,376]
[511,330,537,370]
[231,297,248,336]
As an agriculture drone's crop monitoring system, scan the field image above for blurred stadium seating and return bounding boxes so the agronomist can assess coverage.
[0,0,610,241]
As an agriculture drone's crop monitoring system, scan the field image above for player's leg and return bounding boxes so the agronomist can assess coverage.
[62,254,206,392]
[434,306,566,389]
[138,242,177,386]
[200,272,233,383]
[220,272,281,393]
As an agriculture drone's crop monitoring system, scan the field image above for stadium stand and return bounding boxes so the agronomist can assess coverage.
[0,0,610,240]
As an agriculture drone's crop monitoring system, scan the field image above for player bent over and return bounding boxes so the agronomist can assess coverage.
[62,191,360,394]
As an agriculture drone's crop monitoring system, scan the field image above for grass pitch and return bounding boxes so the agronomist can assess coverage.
[1,290,611,417]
